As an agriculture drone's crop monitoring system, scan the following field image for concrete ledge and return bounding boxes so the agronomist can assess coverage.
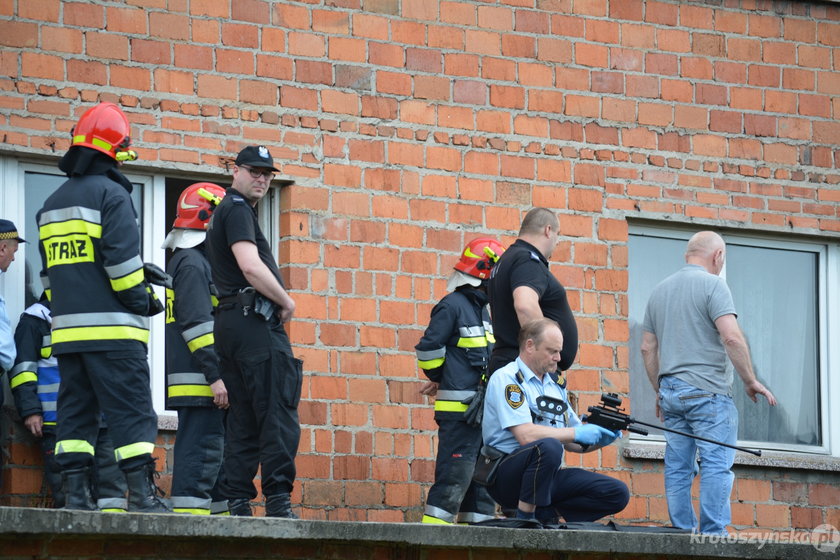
[0,507,827,560]
[623,443,840,472]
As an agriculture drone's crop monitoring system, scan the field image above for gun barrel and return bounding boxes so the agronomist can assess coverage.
[633,419,761,457]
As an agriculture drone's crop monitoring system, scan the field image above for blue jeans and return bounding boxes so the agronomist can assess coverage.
[658,376,738,535]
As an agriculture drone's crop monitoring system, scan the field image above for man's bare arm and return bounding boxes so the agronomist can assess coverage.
[715,314,777,405]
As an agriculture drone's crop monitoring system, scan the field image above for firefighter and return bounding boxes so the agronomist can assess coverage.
[9,294,128,511]
[415,237,505,524]
[36,102,170,512]
[163,182,229,515]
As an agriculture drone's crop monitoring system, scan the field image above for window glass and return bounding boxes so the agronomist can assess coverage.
[628,227,824,451]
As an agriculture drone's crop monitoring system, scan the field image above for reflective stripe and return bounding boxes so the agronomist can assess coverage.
[434,400,469,413]
[10,370,37,388]
[457,511,495,523]
[53,312,149,330]
[436,390,475,401]
[41,334,53,358]
[458,326,485,338]
[456,336,487,349]
[109,268,145,292]
[39,219,102,240]
[168,385,214,398]
[52,325,149,344]
[56,439,95,455]
[98,497,128,511]
[183,321,215,352]
[114,441,155,462]
[168,373,208,385]
[187,333,214,353]
[418,357,445,370]
[173,508,211,515]
[171,496,212,511]
[210,500,229,515]
[417,347,446,370]
[39,206,102,228]
[424,504,456,523]
[38,383,61,394]
[41,275,50,291]
[486,331,496,344]
[10,361,38,377]
[41,402,57,412]
[104,255,144,280]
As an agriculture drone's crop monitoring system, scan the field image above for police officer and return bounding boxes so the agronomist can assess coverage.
[488,208,578,374]
[205,145,302,518]
[36,102,169,512]
[163,183,229,515]
[416,237,505,525]
[10,294,127,511]
[481,318,628,525]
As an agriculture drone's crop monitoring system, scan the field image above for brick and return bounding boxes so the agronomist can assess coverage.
[575,42,609,67]
[406,48,441,73]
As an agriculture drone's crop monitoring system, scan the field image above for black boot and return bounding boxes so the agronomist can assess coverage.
[228,498,252,517]
[62,468,98,511]
[265,494,298,519]
[125,461,171,513]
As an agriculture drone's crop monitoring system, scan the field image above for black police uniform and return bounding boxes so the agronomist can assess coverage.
[165,245,225,514]
[205,187,303,508]
[488,239,578,374]
[415,286,497,524]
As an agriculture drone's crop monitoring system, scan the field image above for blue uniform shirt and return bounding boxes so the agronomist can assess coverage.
[482,357,581,454]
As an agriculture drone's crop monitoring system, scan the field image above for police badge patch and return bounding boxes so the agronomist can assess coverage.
[505,384,524,409]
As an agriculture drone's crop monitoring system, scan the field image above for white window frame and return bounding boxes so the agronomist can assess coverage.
[628,223,839,458]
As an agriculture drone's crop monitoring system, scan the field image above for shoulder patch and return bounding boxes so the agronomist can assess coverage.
[230,195,245,204]
[529,251,541,262]
[505,384,525,409]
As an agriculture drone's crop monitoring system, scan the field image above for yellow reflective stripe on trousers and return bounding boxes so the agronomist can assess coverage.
[434,400,469,413]
[421,515,452,524]
[114,441,155,462]
[55,439,95,455]
[168,385,214,398]
[187,332,214,353]
[173,508,211,515]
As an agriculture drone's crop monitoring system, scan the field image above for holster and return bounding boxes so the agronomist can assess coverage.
[253,294,277,321]
[472,445,506,487]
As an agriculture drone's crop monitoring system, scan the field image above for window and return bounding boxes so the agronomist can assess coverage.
[1,156,283,417]
[628,224,838,456]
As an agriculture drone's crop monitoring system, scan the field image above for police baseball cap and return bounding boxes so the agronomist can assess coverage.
[0,219,25,243]
[235,145,279,172]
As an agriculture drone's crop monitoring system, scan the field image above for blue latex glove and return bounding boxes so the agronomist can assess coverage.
[574,424,619,447]
[596,427,622,448]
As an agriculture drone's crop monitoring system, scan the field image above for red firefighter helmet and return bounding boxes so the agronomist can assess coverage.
[71,102,137,161]
[173,183,226,230]
[454,237,505,280]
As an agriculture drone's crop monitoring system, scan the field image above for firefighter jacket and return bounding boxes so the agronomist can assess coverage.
[9,302,59,427]
[36,160,158,354]
[415,286,494,421]
[165,246,220,409]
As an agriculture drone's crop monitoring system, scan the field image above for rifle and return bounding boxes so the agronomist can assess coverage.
[583,393,762,457]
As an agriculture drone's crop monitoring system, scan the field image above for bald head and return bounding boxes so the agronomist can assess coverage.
[685,231,725,275]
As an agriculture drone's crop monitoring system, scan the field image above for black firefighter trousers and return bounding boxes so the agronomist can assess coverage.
[215,305,303,501]
[55,346,158,473]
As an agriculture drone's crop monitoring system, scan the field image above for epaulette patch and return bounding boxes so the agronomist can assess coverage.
[505,384,524,409]
[230,195,245,204]
[529,251,541,262]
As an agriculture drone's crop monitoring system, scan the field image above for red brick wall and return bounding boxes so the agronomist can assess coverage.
[1,0,839,530]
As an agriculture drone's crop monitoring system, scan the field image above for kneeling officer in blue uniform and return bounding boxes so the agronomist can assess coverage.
[480,318,629,525]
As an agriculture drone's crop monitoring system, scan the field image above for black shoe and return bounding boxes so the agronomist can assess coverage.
[62,468,98,511]
[125,461,171,513]
[265,494,298,518]
[228,498,253,517]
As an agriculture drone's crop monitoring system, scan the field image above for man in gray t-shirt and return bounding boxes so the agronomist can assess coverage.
[641,231,776,535]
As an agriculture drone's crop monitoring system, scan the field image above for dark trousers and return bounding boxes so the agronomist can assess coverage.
[215,308,302,500]
[425,419,496,523]
[41,426,126,509]
[55,348,158,472]
[488,438,629,522]
[171,406,225,513]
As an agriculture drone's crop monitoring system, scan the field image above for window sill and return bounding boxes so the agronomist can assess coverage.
[622,442,840,472]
